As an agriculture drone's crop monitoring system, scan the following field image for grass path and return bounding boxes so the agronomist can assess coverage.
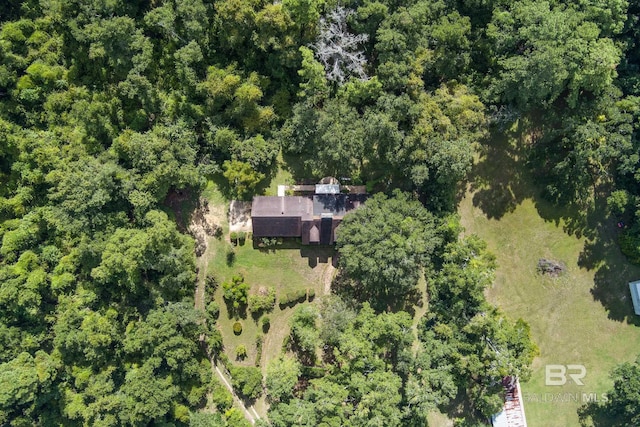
[195,179,333,419]
[457,125,640,426]
[191,182,261,425]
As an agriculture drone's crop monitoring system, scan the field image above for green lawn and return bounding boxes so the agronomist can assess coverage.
[458,123,640,426]
[199,179,334,418]
[198,178,333,416]
[207,236,332,366]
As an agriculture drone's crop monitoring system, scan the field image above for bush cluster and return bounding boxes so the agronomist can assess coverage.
[261,316,271,333]
[255,335,263,367]
[279,288,315,307]
[235,344,247,360]
[248,287,276,313]
[233,322,243,335]
[230,231,248,246]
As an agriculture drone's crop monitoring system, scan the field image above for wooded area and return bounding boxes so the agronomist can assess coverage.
[1,0,640,425]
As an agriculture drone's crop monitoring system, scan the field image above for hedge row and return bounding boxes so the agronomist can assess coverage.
[279,288,315,307]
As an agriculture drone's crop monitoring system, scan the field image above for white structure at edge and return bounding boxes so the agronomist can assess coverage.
[629,280,640,315]
[492,378,527,427]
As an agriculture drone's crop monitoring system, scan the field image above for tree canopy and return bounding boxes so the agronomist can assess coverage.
[336,190,441,304]
[3,0,639,424]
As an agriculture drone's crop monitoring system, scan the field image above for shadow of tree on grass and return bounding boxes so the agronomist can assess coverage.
[466,117,640,324]
[577,196,640,325]
[466,121,537,220]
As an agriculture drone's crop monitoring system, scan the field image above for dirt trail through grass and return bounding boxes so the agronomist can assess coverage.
[190,185,261,425]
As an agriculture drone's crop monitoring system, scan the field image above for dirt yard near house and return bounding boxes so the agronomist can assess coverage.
[229,200,252,233]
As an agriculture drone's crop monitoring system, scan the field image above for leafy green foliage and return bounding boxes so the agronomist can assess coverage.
[289,305,319,359]
[233,322,243,335]
[336,190,441,304]
[6,0,634,424]
[235,344,247,360]
[229,365,263,400]
[269,302,412,427]
[419,235,538,419]
[222,274,249,310]
[210,377,233,412]
[278,288,308,307]
[579,355,640,426]
[222,160,265,200]
[266,355,300,403]
[487,1,621,110]
[248,287,276,314]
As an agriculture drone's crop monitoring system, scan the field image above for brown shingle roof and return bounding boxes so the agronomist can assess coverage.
[251,196,312,220]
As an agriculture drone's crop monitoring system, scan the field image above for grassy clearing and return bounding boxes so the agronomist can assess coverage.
[458,123,640,426]
[263,153,295,196]
[198,179,334,417]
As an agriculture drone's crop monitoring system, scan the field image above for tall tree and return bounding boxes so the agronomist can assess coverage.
[336,190,441,305]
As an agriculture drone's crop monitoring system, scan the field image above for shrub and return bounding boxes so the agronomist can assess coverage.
[261,316,270,333]
[248,287,276,313]
[255,335,263,367]
[205,274,218,298]
[206,301,220,321]
[307,288,315,301]
[236,344,247,360]
[620,229,640,264]
[223,274,249,309]
[230,231,238,244]
[211,378,233,412]
[238,231,247,245]
[233,322,243,335]
[259,237,278,247]
[279,288,307,307]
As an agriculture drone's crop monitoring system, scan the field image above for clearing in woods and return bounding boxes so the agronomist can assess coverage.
[458,121,640,427]
[194,180,335,418]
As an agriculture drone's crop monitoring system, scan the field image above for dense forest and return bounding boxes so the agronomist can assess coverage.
[1,0,640,425]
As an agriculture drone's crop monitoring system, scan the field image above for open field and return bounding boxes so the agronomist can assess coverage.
[458,123,640,426]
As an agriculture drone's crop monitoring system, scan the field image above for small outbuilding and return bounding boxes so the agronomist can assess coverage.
[629,280,640,315]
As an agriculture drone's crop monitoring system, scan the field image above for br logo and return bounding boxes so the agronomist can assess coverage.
[545,365,586,386]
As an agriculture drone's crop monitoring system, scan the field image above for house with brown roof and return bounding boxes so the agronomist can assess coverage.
[251,185,367,245]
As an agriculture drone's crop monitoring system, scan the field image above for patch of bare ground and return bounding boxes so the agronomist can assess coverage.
[191,198,225,311]
[321,262,336,295]
[229,200,252,233]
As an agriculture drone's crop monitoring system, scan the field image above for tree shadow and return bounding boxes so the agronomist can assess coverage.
[577,201,640,324]
[438,388,490,426]
[329,270,422,315]
[253,161,280,195]
[281,152,317,184]
[465,116,640,323]
[224,300,248,320]
[578,400,623,427]
[252,238,337,268]
[466,121,537,220]
[162,187,200,233]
